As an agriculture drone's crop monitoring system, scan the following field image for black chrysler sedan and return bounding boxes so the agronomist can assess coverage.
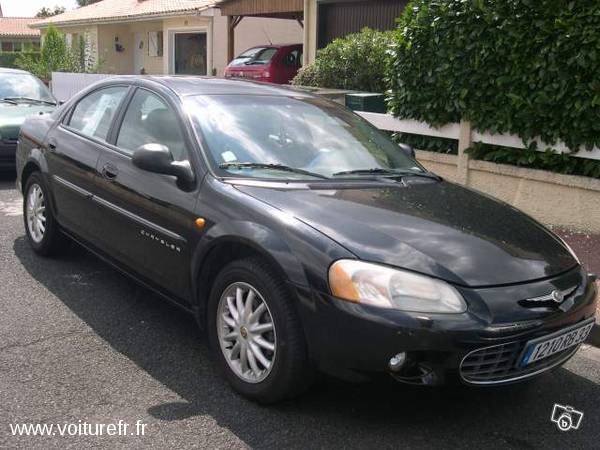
[16,77,597,403]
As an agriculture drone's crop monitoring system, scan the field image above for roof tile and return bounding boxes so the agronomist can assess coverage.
[0,17,41,37]
[33,0,218,27]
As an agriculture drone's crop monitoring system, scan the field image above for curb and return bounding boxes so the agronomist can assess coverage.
[586,320,600,348]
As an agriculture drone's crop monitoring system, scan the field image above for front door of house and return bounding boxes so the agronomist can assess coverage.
[174,32,207,75]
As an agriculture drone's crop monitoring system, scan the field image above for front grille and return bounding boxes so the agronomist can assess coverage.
[460,340,579,384]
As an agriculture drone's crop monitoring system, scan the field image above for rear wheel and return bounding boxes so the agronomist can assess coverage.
[207,257,314,403]
[23,172,65,256]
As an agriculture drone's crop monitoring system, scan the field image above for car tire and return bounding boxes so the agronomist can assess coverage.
[23,172,65,256]
[207,257,314,403]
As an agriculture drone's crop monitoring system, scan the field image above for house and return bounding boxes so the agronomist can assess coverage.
[30,0,303,76]
[0,13,41,54]
[219,0,408,65]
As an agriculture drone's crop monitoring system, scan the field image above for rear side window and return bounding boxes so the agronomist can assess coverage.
[68,87,128,142]
[116,89,188,161]
[284,49,302,67]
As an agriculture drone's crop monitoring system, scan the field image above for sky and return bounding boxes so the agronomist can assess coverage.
[1,0,78,17]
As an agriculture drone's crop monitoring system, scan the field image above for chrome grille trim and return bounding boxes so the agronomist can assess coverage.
[460,341,580,385]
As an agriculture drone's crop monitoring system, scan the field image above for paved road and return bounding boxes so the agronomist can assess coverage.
[1,173,599,450]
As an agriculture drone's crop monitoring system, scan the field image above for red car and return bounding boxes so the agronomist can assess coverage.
[224,44,303,84]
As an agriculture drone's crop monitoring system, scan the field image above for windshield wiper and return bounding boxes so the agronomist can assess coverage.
[219,162,329,179]
[333,168,441,181]
[3,97,56,106]
[332,168,397,177]
[0,98,18,105]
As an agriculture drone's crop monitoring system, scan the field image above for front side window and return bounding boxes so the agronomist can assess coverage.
[68,87,127,142]
[185,95,423,180]
[116,89,188,160]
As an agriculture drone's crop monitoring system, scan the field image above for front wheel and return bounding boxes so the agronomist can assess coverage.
[23,172,65,256]
[207,257,314,403]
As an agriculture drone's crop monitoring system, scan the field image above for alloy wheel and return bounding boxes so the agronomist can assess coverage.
[217,282,277,383]
[26,183,46,244]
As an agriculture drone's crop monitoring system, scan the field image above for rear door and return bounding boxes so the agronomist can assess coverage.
[92,87,200,302]
[45,85,129,242]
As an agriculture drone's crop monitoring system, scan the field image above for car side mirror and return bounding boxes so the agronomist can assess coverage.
[132,143,195,190]
[398,143,416,159]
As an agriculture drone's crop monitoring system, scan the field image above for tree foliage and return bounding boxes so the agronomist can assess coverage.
[15,25,100,80]
[387,0,600,154]
[36,6,66,18]
[292,28,395,93]
[76,0,102,6]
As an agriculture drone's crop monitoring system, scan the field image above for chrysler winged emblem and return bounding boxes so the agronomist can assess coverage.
[525,286,576,304]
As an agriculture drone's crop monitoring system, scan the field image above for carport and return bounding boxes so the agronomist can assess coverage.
[218,0,312,64]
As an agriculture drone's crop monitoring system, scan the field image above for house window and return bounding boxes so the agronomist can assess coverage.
[32,41,41,51]
[148,31,163,57]
[1,42,14,52]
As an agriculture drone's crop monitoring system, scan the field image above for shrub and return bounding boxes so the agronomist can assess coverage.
[387,0,600,153]
[0,52,39,69]
[293,28,395,92]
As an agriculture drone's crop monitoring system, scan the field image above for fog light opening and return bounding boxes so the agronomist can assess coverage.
[388,352,407,372]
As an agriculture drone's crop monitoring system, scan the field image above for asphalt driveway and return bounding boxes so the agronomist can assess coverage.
[1,172,599,449]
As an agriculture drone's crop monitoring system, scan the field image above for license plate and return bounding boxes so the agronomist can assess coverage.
[519,318,594,367]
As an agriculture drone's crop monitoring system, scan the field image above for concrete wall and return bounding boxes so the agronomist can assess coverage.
[97,23,134,74]
[416,150,600,233]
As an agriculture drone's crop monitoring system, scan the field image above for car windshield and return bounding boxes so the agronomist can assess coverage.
[229,48,278,67]
[0,72,56,104]
[185,95,424,180]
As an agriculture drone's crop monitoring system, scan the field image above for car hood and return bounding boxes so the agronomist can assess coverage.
[0,104,55,140]
[235,180,577,287]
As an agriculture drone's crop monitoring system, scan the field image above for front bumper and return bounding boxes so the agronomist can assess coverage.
[295,268,597,385]
[0,139,17,170]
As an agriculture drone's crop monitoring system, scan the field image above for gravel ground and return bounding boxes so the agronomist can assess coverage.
[1,173,599,449]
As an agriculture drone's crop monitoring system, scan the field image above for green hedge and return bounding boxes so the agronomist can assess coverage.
[0,52,40,69]
[387,0,600,153]
[293,28,395,93]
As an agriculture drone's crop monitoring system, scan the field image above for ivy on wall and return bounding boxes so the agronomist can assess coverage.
[387,0,600,154]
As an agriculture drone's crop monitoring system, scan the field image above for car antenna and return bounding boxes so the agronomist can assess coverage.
[262,28,273,45]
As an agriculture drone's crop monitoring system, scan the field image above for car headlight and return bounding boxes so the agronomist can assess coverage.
[328,260,467,313]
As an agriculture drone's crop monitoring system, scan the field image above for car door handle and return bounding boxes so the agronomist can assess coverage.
[48,138,57,151]
[101,164,118,180]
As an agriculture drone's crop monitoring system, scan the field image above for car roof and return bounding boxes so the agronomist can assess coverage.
[0,68,30,75]
[243,44,302,50]
[104,75,315,99]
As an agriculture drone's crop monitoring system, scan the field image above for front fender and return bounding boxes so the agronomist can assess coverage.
[192,220,310,289]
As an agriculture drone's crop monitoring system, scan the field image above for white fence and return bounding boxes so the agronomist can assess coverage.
[51,72,114,103]
[357,111,600,161]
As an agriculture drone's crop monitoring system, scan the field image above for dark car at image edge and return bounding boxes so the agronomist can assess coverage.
[0,68,57,171]
[15,76,597,403]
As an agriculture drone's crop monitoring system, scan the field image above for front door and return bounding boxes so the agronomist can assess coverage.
[46,85,129,242]
[93,87,199,302]
[174,32,207,75]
